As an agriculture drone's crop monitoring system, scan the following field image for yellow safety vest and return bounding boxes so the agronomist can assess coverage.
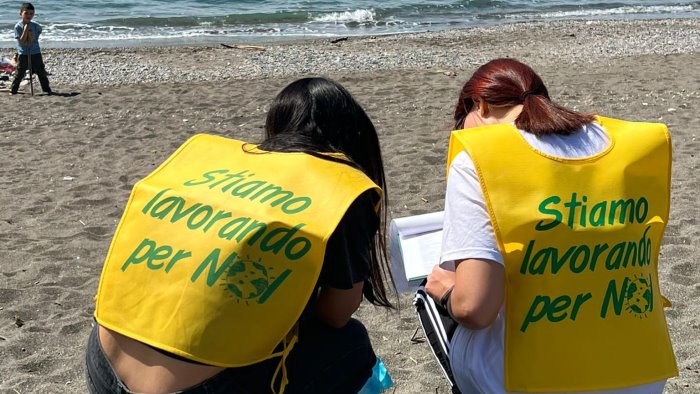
[95,134,380,371]
[447,117,677,392]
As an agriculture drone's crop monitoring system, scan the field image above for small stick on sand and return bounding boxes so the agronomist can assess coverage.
[220,43,266,51]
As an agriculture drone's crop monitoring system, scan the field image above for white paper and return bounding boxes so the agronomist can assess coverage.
[389,211,444,293]
[391,211,444,237]
[399,230,443,281]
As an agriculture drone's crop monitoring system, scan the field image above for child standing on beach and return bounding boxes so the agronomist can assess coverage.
[10,2,51,95]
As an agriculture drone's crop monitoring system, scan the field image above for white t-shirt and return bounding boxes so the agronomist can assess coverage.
[440,122,666,394]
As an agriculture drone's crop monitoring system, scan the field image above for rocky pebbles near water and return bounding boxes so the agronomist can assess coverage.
[1,18,699,87]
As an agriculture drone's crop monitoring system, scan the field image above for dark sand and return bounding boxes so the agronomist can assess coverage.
[1,19,699,393]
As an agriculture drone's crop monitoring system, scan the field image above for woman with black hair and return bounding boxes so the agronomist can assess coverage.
[85,77,394,394]
[426,59,676,393]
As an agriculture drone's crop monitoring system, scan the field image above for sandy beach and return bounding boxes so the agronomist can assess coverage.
[1,18,699,393]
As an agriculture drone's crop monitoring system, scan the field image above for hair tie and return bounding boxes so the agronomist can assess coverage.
[519,90,536,101]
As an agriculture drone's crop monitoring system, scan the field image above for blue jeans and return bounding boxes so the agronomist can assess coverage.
[85,317,376,394]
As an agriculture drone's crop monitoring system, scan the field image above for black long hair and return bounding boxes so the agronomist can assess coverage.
[258,77,395,308]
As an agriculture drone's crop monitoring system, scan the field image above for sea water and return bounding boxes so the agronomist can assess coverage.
[0,0,698,47]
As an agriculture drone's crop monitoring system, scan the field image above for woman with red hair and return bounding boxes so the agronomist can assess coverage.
[426,58,676,393]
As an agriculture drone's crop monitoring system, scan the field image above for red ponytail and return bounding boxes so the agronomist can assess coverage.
[453,58,594,135]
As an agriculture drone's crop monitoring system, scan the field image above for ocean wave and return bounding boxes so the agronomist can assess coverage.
[311,9,377,24]
[505,4,697,20]
[1,0,697,47]
[44,23,135,33]
[45,22,93,29]
[28,24,374,43]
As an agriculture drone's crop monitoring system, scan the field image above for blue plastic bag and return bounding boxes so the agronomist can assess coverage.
[357,356,394,394]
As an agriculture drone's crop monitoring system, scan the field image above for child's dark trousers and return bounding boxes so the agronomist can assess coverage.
[11,53,51,94]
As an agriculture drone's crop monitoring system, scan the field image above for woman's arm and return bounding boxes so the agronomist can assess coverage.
[427,151,506,329]
[426,260,504,330]
[451,258,504,329]
[316,282,364,328]
[312,191,378,328]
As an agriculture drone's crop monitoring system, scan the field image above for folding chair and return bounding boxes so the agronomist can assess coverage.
[413,283,461,393]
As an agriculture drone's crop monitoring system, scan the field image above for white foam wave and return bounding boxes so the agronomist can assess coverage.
[311,9,376,24]
[506,4,695,19]
[27,26,317,43]
[44,22,93,28]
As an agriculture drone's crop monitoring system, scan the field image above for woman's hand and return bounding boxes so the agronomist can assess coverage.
[425,265,456,303]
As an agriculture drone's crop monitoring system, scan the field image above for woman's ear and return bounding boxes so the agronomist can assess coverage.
[474,97,490,118]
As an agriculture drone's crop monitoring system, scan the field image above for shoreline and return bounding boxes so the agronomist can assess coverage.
[2,18,700,87]
[2,14,699,50]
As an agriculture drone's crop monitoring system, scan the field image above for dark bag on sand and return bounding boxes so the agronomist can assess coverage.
[413,282,461,394]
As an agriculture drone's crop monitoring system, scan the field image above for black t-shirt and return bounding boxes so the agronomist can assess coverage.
[316,190,379,290]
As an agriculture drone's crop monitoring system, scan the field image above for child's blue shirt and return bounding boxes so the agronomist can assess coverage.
[15,20,42,55]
